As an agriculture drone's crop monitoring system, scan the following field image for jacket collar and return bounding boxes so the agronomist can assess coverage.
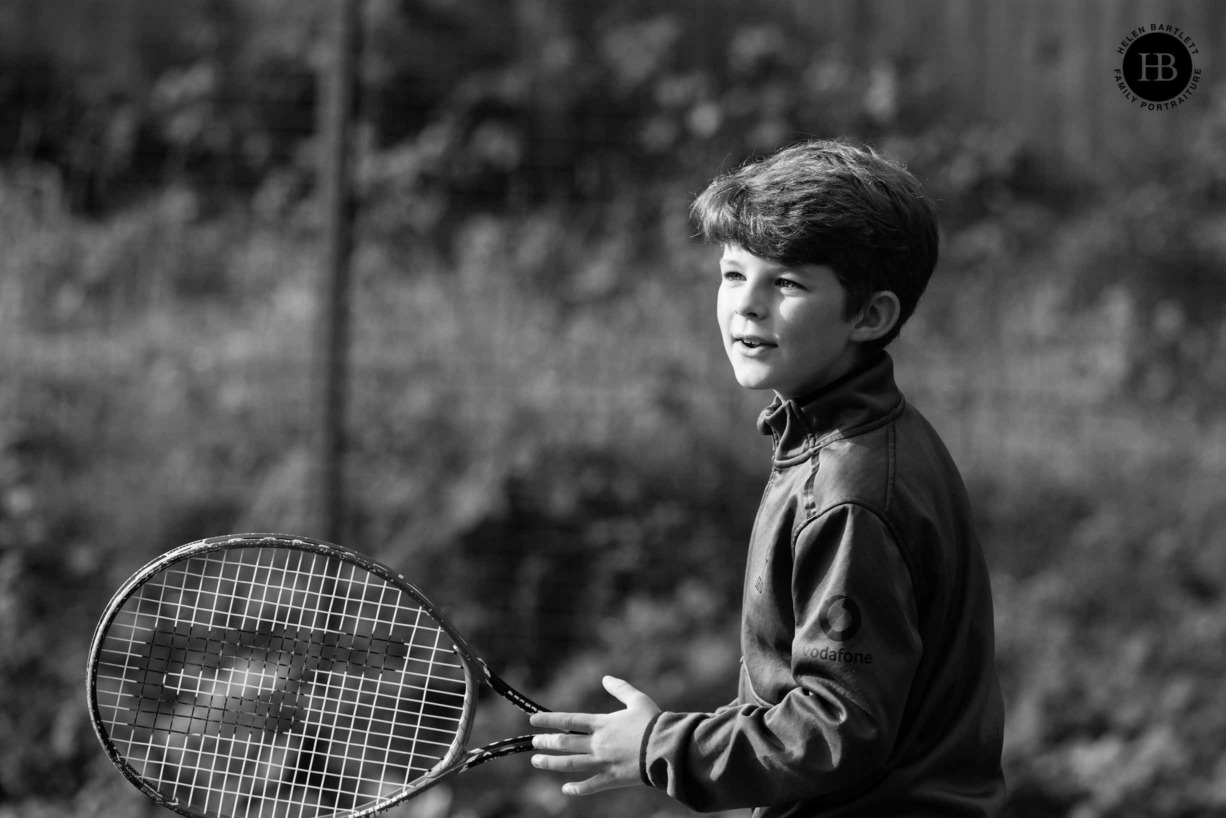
[756,351,905,467]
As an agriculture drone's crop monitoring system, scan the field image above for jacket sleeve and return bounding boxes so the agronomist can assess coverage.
[641,503,922,812]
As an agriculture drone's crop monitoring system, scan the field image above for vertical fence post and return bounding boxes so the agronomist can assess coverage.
[315,0,360,542]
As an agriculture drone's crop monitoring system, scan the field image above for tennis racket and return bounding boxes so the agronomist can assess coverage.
[87,533,552,818]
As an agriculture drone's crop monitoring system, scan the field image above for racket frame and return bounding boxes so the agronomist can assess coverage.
[86,533,546,818]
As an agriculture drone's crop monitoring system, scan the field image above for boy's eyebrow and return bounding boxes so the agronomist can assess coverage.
[727,259,810,276]
[719,253,790,273]
[719,249,817,276]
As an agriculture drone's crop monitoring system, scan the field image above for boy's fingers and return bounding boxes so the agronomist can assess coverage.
[602,675,655,709]
[531,753,598,773]
[529,711,596,732]
[561,773,617,796]
[531,733,589,753]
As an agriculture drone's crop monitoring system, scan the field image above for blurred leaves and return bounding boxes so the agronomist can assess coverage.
[3,2,1226,817]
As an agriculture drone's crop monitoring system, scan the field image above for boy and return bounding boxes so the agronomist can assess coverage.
[530,139,1006,816]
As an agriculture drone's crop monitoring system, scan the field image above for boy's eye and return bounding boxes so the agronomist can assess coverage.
[776,278,804,290]
[721,270,744,282]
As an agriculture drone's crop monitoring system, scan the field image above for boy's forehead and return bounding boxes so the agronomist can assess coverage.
[719,244,800,273]
[720,244,775,266]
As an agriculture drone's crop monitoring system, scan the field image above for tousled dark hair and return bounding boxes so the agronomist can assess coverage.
[691,138,938,350]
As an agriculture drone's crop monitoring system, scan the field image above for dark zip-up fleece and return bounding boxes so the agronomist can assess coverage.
[641,352,1006,817]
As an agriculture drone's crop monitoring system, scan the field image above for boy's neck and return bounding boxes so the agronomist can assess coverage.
[783,349,885,408]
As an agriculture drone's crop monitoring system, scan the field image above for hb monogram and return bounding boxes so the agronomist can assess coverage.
[1136,52,1178,82]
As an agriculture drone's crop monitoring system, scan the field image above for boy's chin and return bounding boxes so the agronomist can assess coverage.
[731,371,777,393]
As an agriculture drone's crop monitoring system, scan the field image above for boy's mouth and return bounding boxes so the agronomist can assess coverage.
[734,335,775,349]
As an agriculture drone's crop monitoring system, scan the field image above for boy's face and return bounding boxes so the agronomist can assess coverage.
[716,244,862,399]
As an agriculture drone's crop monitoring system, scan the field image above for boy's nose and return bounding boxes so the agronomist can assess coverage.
[733,286,767,318]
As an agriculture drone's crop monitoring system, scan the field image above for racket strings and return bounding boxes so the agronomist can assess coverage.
[93,544,471,818]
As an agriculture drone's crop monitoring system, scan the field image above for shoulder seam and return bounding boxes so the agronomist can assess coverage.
[791,500,921,608]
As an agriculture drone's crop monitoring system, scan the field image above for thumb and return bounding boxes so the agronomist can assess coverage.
[602,675,654,709]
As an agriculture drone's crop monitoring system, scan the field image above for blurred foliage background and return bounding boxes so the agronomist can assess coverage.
[2,1,1226,816]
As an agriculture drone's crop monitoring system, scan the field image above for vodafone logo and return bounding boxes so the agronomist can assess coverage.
[818,595,861,642]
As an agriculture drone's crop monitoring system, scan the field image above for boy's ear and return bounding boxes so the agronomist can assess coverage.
[849,290,901,344]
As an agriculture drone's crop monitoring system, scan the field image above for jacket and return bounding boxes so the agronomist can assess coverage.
[640,352,1006,816]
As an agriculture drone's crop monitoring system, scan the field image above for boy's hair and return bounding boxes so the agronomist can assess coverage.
[691,138,938,350]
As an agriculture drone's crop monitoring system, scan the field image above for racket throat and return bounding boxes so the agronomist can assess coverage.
[481,660,549,715]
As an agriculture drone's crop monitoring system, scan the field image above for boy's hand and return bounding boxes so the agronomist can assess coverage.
[529,676,661,796]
